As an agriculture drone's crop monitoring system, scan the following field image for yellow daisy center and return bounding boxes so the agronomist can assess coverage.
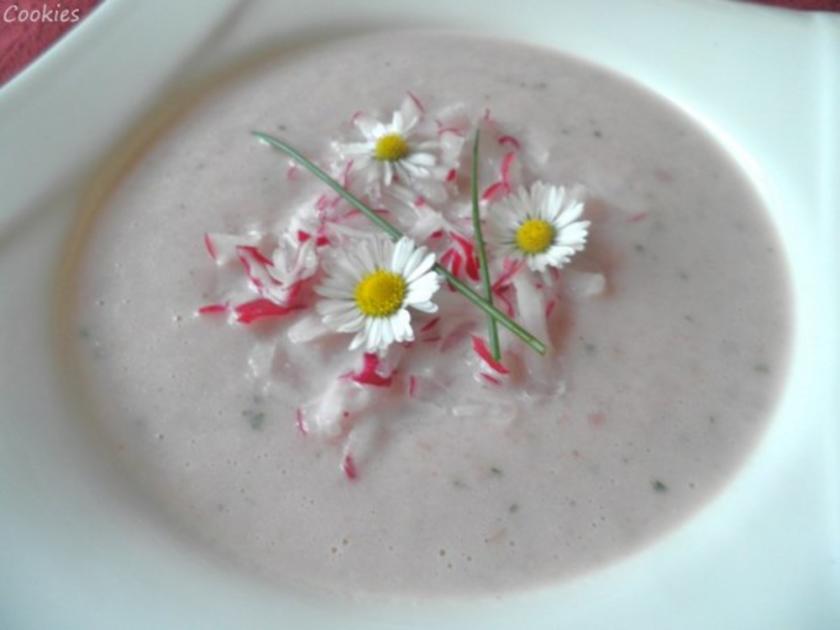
[374,133,410,162]
[354,269,407,318]
[515,218,555,255]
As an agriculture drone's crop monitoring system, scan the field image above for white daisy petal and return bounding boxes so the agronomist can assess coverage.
[380,318,395,347]
[414,139,442,152]
[400,245,428,279]
[337,315,366,333]
[556,200,585,226]
[391,309,413,343]
[370,318,385,351]
[406,152,436,167]
[355,115,386,140]
[391,110,404,134]
[411,301,439,314]
[317,299,353,316]
[349,329,366,350]
[399,161,429,179]
[316,284,353,300]
[558,221,590,247]
[340,142,376,156]
[405,251,437,283]
[322,312,355,328]
[331,96,460,203]
[390,237,415,275]
[405,273,441,305]
[399,95,423,132]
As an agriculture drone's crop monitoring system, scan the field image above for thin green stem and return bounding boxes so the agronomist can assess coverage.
[251,131,546,356]
[469,130,501,361]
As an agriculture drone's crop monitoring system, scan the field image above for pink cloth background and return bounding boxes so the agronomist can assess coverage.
[0,0,99,86]
[0,0,838,88]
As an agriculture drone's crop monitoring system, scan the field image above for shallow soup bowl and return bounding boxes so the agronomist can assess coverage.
[0,1,838,628]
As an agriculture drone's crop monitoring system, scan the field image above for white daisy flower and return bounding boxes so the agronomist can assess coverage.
[316,236,441,353]
[333,95,458,203]
[489,181,590,272]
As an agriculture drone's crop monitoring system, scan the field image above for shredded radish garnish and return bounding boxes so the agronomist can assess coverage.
[345,353,395,388]
[420,317,440,333]
[481,152,517,202]
[449,231,480,282]
[204,232,260,265]
[471,335,509,375]
[197,94,595,480]
[234,299,299,324]
[498,135,521,150]
[198,303,227,315]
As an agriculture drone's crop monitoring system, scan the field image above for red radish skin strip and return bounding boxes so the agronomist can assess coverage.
[481,182,507,203]
[407,90,426,113]
[287,164,300,180]
[472,335,509,374]
[441,321,474,353]
[498,135,521,150]
[545,299,557,319]
[284,280,304,305]
[420,317,440,333]
[492,285,515,317]
[315,194,330,212]
[439,248,463,287]
[449,232,480,282]
[628,211,649,223]
[234,299,299,324]
[465,256,479,282]
[342,454,358,480]
[414,196,427,207]
[198,304,227,315]
[492,259,525,292]
[295,408,308,435]
[408,375,418,398]
[448,231,474,251]
[238,245,273,267]
[203,233,218,261]
[500,152,516,182]
[482,151,518,202]
[345,353,394,388]
[481,373,502,386]
[446,168,458,183]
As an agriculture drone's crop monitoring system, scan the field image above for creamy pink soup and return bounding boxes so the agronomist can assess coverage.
[71,32,790,595]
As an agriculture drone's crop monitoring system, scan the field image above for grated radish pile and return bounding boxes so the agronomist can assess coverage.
[197,94,606,479]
